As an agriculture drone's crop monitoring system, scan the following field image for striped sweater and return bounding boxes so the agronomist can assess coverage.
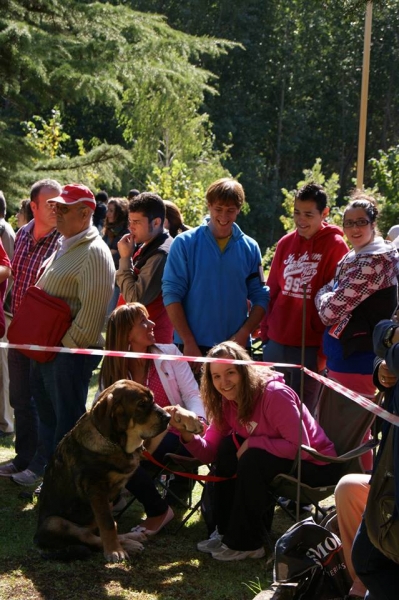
[36,227,115,348]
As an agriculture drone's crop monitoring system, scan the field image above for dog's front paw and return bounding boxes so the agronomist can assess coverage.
[105,547,130,563]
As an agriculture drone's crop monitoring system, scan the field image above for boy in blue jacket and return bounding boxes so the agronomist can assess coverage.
[162,178,269,368]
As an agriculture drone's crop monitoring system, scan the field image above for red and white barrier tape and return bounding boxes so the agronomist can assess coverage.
[303,367,399,427]
[0,341,298,368]
[1,341,398,426]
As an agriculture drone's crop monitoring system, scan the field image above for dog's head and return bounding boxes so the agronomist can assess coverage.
[91,380,170,454]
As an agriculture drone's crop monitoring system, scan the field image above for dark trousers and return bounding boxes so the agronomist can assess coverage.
[352,517,399,600]
[214,435,342,551]
[262,340,321,415]
[126,432,192,517]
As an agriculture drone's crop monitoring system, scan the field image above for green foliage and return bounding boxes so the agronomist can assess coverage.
[131,0,399,251]
[369,145,399,236]
[23,107,70,159]
[261,242,277,275]
[0,0,236,207]
[31,142,132,194]
[3,0,399,249]
[280,159,340,232]
[18,105,131,196]
[7,214,18,231]
[242,576,263,595]
[146,160,208,227]
[339,0,386,13]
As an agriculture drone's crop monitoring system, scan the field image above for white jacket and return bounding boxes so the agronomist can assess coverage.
[151,344,205,417]
[96,344,205,416]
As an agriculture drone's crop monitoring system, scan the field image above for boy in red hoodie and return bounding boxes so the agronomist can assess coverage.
[260,183,348,414]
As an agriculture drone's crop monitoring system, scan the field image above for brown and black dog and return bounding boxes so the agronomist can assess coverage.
[34,379,170,562]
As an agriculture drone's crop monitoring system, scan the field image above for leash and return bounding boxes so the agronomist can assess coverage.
[142,450,236,482]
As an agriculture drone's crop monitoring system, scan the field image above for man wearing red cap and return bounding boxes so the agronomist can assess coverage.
[29,183,114,463]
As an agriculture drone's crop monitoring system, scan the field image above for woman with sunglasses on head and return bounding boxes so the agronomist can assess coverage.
[315,191,399,405]
[168,341,340,562]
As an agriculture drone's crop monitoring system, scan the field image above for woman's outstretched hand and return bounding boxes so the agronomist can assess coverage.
[164,405,204,435]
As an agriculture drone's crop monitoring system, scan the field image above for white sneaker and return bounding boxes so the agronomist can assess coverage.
[11,469,42,486]
[212,543,265,561]
[197,529,223,553]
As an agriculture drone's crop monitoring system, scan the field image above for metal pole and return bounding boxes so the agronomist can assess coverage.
[356,1,373,189]
[296,283,307,522]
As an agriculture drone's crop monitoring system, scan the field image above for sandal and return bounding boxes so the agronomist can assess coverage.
[130,506,174,536]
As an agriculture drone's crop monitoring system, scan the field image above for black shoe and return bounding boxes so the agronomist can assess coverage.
[278,497,312,513]
[0,430,14,439]
[18,482,42,501]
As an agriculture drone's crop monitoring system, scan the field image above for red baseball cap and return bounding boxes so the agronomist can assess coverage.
[50,183,96,210]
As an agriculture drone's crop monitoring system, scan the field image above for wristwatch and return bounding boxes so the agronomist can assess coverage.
[383,325,399,348]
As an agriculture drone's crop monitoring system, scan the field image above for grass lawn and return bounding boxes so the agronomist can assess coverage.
[0,426,279,600]
[0,366,285,600]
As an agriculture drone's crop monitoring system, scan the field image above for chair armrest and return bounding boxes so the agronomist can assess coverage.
[164,453,204,468]
[301,439,378,463]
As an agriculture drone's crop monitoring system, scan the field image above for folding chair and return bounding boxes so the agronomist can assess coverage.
[270,384,382,522]
[115,452,208,534]
[160,453,208,534]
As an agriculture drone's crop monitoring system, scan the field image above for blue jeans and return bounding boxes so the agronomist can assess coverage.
[352,518,399,600]
[30,353,100,462]
[262,340,321,415]
[8,348,47,474]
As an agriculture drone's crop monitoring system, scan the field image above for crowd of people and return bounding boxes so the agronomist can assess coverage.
[0,178,398,596]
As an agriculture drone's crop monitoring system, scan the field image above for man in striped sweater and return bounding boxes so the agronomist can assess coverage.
[30,183,115,463]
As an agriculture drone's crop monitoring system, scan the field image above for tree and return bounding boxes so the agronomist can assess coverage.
[128,0,399,251]
[0,0,235,206]
[369,145,399,236]
[146,160,207,227]
[23,107,70,160]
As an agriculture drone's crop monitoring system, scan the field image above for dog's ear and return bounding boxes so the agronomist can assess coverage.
[92,381,138,439]
[112,401,132,432]
[109,384,141,431]
[91,389,115,439]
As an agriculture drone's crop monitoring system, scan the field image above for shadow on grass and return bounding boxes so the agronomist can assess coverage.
[0,470,272,600]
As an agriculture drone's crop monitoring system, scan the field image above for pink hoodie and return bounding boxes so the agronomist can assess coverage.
[184,372,336,465]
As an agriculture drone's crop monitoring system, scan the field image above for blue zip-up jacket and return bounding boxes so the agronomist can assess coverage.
[162,219,269,347]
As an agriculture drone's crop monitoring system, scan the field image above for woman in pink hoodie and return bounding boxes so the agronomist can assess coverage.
[169,341,340,562]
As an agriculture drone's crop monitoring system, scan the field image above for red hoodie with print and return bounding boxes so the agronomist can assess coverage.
[260,223,348,347]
